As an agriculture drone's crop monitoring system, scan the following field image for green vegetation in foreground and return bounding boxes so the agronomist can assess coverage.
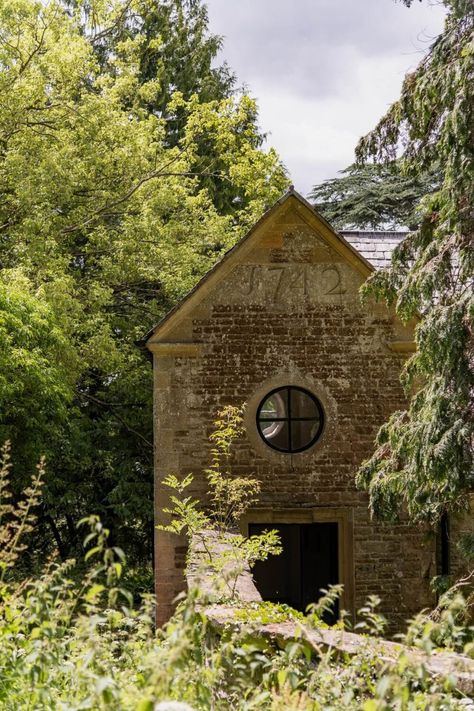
[232,601,306,626]
[1,442,474,710]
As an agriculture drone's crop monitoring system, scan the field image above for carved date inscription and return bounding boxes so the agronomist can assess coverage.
[322,265,346,295]
[238,264,346,302]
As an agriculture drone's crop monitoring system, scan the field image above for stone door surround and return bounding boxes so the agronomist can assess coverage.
[240,507,355,619]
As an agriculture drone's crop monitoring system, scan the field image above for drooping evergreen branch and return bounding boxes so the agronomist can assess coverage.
[355,1,474,528]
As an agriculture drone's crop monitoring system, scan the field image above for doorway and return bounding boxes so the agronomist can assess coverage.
[249,522,339,621]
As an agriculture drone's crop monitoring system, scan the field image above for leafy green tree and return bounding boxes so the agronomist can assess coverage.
[0,277,76,486]
[68,0,267,216]
[310,162,437,230]
[0,0,288,559]
[356,0,473,528]
[85,0,236,116]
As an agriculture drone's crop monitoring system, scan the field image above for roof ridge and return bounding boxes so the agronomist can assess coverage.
[340,229,408,234]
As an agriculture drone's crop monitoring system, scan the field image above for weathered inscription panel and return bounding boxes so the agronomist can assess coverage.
[221,263,360,305]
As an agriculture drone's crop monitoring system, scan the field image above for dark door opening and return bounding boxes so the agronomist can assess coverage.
[249,522,339,622]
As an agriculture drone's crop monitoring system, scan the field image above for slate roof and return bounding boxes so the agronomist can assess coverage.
[341,231,407,269]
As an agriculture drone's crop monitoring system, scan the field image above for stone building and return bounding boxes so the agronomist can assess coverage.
[144,188,440,629]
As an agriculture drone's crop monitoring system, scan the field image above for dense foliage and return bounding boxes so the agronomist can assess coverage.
[0,0,288,561]
[1,446,473,710]
[0,279,76,490]
[69,0,260,215]
[355,0,473,528]
[310,162,437,230]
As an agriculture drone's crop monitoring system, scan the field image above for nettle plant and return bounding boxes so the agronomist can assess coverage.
[159,405,281,601]
[0,442,145,710]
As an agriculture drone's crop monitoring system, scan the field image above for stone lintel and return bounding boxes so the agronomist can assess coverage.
[387,340,416,353]
[148,342,201,357]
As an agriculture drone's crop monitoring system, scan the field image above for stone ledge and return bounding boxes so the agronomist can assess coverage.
[387,340,416,353]
[206,605,474,695]
[186,530,262,603]
[147,342,202,357]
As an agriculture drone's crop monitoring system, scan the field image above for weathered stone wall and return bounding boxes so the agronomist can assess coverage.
[150,200,436,629]
[449,498,474,583]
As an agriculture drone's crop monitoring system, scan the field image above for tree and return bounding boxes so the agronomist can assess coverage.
[0,277,76,486]
[77,0,236,120]
[355,0,473,528]
[0,0,288,560]
[67,0,268,216]
[309,162,438,230]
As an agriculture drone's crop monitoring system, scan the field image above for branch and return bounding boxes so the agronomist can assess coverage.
[77,391,153,449]
[18,22,48,77]
[88,0,134,46]
[62,169,225,235]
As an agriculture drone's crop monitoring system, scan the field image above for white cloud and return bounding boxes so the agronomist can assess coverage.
[206,0,446,193]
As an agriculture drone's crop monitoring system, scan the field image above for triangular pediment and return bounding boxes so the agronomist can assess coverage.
[144,190,379,347]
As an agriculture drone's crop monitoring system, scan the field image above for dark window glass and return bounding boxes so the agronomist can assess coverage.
[291,388,319,419]
[256,386,324,453]
[260,420,290,452]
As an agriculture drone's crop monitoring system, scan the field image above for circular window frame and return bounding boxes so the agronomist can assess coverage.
[256,385,325,454]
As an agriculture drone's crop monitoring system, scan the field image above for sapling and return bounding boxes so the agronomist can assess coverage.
[158,405,281,600]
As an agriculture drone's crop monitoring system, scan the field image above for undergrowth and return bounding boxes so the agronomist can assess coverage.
[0,437,473,710]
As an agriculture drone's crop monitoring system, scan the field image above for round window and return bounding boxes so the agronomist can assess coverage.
[256,386,324,453]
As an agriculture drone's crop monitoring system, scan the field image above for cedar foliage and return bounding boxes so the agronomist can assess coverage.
[310,162,437,230]
[355,0,474,528]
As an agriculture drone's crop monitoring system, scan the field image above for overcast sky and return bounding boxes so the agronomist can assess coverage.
[205,0,446,195]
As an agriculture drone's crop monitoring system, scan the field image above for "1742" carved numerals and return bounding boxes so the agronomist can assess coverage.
[239,265,346,301]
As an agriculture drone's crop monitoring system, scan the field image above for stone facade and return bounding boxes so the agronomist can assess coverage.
[146,191,438,629]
